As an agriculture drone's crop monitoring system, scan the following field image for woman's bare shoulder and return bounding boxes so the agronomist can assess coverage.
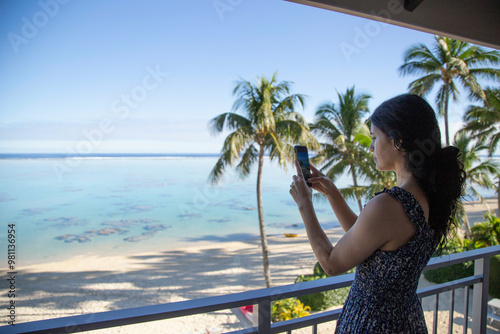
[365,191,401,211]
[359,190,417,251]
[360,192,408,226]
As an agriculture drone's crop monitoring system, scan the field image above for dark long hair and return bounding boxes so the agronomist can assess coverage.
[370,94,466,249]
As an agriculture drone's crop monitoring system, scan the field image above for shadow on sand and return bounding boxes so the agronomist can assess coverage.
[13,234,320,331]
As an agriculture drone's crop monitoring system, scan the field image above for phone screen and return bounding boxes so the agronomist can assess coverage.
[294,145,312,186]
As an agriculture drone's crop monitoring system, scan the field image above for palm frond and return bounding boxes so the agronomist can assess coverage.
[235,145,258,178]
[274,94,307,117]
[468,67,500,82]
[399,43,442,77]
[208,154,229,185]
[459,74,485,100]
[311,115,342,143]
[265,131,288,169]
[325,159,349,182]
[407,74,441,96]
[462,88,500,154]
[208,112,252,135]
[354,123,372,148]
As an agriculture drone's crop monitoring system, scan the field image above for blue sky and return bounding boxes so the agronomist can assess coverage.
[0,0,491,154]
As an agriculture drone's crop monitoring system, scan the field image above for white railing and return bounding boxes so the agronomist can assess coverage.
[2,245,500,334]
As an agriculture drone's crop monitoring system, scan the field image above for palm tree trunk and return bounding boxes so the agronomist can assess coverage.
[351,163,363,212]
[444,84,450,146]
[456,201,473,238]
[463,210,473,239]
[257,144,272,288]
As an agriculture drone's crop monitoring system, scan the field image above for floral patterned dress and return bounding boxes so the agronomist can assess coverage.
[335,187,437,333]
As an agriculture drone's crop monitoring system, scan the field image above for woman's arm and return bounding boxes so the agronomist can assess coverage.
[308,164,358,232]
[293,197,335,272]
[290,161,408,276]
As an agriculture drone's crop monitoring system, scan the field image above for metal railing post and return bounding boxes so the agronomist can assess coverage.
[252,303,259,328]
[472,257,491,334]
[448,289,455,334]
[463,286,470,334]
[257,299,271,333]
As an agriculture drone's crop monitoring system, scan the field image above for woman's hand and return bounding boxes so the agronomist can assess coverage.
[289,160,312,208]
[308,164,335,197]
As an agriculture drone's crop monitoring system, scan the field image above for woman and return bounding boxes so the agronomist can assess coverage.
[289,94,465,333]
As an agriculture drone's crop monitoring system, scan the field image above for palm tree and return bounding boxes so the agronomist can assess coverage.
[463,88,500,149]
[311,86,371,212]
[399,35,500,146]
[208,73,318,288]
[453,131,500,237]
[462,88,500,215]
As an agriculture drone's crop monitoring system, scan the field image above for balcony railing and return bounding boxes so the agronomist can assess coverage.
[3,245,500,334]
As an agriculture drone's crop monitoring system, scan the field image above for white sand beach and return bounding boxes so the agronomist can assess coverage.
[4,198,499,333]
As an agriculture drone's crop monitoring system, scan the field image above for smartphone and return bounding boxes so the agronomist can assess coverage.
[294,145,312,187]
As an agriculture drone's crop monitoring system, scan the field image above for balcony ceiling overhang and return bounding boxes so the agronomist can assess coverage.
[285,0,500,50]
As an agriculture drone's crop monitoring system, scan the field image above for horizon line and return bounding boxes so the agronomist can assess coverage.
[1,152,498,159]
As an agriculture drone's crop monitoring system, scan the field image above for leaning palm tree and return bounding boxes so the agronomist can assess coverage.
[462,88,500,213]
[453,131,500,237]
[399,35,500,146]
[208,73,318,288]
[311,86,371,212]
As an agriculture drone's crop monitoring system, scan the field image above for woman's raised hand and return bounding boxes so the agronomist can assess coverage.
[289,160,313,207]
[308,164,335,196]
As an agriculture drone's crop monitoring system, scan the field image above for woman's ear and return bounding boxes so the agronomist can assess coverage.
[393,138,404,151]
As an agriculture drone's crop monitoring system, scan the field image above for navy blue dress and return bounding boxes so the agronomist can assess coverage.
[335,187,437,333]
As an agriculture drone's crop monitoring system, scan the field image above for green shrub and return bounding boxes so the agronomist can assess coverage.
[424,261,474,283]
[490,255,500,298]
[295,263,355,311]
[424,216,500,297]
[471,213,500,248]
[424,235,474,283]
[313,262,327,276]
[271,298,310,322]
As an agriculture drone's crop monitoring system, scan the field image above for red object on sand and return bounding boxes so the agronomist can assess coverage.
[239,305,253,323]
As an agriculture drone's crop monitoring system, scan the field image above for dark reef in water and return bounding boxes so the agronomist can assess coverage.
[207,218,232,223]
[124,224,171,242]
[103,219,161,228]
[22,207,52,215]
[43,217,87,228]
[54,220,171,243]
[54,227,124,243]
[0,193,16,202]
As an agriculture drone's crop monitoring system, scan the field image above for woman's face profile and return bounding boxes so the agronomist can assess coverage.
[369,124,402,172]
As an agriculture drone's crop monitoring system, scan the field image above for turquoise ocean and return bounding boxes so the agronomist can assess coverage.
[1,154,496,266]
[0,154,355,265]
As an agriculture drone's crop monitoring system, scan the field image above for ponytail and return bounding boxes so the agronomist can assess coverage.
[416,146,466,248]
